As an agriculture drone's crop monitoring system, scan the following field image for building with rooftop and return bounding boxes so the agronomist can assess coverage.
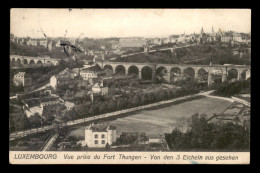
[119,37,147,48]
[23,96,62,117]
[39,39,48,48]
[50,68,75,90]
[80,65,102,81]
[64,101,75,110]
[92,81,108,96]
[177,33,186,43]
[85,123,116,148]
[26,39,38,46]
[13,72,32,87]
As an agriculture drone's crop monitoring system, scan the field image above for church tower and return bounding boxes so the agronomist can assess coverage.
[218,28,223,35]
[201,27,204,34]
[144,41,150,54]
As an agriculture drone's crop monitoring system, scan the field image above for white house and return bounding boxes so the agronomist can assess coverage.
[64,101,75,110]
[79,66,102,81]
[92,82,108,95]
[13,72,32,87]
[85,123,116,148]
[246,70,251,80]
[50,68,75,90]
[80,70,98,81]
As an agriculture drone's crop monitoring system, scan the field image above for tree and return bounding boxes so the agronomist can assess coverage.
[105,143,110,150]
[29,113,42,127]
[64,110,77,121]
[165,113,250,151]
[233,116,241,126]
[99,102,107,114]
[88,106,94,116]
[169,128,182,150]
[131,95,140,107]
[13,114,30,131]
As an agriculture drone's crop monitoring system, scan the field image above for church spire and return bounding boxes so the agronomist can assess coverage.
[201,27,204,34]
[212,26,214,33]
[218,28,223,35]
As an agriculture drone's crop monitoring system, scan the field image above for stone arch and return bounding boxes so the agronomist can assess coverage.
[198,68,209,81]
[183,67,195,78]
[241,69,250,80]
[170,67,182,82]
[128,65,139,76]
[209,68,223,84]
[23,59,28,64]
[17,58,21,65]
[37,60,43,64]
[29,60,35,64]
[156,66,168,82]
[240,69,249,80]
[156,66,167,77]
[11,58,16,65]
[227,68,238,80]
[115,65,126,75]
[141,66,153,80]
[104,64,114,74]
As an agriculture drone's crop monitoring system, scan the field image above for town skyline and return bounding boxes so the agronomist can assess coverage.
[11,9,251,39]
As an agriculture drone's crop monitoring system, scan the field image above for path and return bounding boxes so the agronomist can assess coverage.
[40,133,58,151]
[182,57,208,64]
[9,82,50,100]
[198,90,235,102]
[121,44,196,58]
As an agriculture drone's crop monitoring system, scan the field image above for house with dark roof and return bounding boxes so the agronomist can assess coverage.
[221,32,234,43]
[85,123,116,148]
[80,65,103,81]
[13,72,32,87]
[50,68,75,90]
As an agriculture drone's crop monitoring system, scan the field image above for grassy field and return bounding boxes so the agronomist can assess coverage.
[68,97,232,139]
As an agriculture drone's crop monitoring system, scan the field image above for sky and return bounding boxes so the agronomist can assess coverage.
[10,9,251,38]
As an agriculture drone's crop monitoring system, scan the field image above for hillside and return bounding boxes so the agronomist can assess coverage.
[112,43,251,65]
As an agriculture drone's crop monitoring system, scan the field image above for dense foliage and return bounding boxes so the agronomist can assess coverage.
[165,113,250,151]
[212,79,251,97]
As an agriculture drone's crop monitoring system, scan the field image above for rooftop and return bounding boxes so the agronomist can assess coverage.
[14,72,30,78]
[81,65,102,73]
[86,123,116,132]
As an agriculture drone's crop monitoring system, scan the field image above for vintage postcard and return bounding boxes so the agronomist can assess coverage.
[9,8,251,164]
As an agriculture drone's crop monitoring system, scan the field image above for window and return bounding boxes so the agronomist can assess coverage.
[101,140,105,144]
[101,134,105,138]
[95,134,98,138]
[94,140,98,144]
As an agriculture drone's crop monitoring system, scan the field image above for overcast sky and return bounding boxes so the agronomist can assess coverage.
[10,9,251,38]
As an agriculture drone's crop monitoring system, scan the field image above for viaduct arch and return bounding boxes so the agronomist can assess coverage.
[10,55,60,67]
[128,65,139,76]
[96,61,250,86]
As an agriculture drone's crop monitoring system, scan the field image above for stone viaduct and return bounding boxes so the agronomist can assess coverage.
[96,61,251,86]
[10,55,60,66]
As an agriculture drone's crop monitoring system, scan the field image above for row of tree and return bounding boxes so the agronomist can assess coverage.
[74,81,201,119]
